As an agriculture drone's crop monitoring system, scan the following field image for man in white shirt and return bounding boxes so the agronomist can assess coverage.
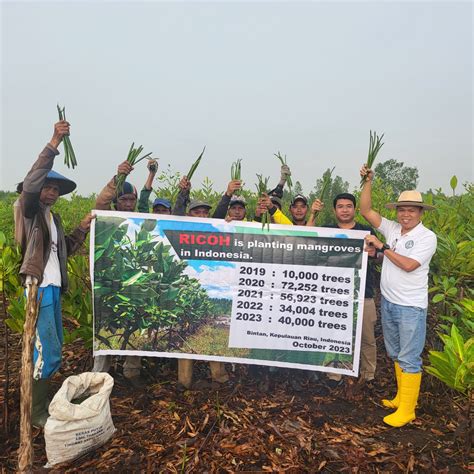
[359,165,437,428]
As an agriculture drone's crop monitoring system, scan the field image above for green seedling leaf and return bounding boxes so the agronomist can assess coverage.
[450,175,458,192]
[432,293,445,303]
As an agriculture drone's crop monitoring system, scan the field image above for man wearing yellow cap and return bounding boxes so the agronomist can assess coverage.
[359,165,437,427]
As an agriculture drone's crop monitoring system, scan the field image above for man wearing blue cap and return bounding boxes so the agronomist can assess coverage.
[14,120,93,427]
[152,197,172,214]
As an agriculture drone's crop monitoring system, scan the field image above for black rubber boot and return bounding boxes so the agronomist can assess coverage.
[32,378,50,428]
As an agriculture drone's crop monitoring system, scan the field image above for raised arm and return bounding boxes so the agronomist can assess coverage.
[143,159,158,190]
[20,121,69,218]
[138,160,158,212]
[359,165,382,229]
[307,199,324,226]
[64,213,95,256]
[365,234,420,272]
[213,180,242,218]
[267,164,291,198]
[95,161,133,210]
[172,176,191,216]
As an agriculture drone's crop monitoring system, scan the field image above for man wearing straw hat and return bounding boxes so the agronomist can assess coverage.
[14,120,93,427]
[359,165,436,428]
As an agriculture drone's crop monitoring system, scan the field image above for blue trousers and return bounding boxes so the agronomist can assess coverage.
[381,296,427,373]
[33,285,62,380]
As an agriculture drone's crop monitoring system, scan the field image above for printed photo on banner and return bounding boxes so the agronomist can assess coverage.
[90,210,369,376]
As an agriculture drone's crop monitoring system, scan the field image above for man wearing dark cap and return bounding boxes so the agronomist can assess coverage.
[212,179,243,220]
[187,199,212,218]
[176,197,230,388]
[227,196,247,221]
[14,120,93,427]
[289,194,309,225]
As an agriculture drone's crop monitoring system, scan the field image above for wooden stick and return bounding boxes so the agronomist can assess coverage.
[18,281,41,473]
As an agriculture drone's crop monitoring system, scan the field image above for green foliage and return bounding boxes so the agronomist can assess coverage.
[431,297,474,343]
[0,194,18,243]
[93,218,212,350]
[374,159,419,196]
[423,186,474,292]
[191,177,221,204]
[53,193,96,236]
[0,193,95,247]
[426,325,473,396]
[62,255,94,347]
[0,190,17,202]
[0,170,472,400]
[0,230,25,333]
[210,298,232,316]
[154,164,183,203]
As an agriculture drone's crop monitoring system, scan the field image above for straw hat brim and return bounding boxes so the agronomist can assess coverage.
[385,201,435,211]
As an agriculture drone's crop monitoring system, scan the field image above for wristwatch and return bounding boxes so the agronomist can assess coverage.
[380,243,390,253]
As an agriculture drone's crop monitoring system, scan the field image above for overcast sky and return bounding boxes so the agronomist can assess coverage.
[1,1,472,197]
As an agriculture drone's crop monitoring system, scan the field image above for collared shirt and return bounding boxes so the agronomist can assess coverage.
[377,217,437,308]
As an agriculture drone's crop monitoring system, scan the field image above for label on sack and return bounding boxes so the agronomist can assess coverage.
[45,416,116,466]
[64,424,111,448]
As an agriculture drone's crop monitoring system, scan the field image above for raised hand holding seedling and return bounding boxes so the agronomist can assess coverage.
[311,199,324,214]
[56,104,77,168]
[117,161,133,177]
[147,159,158,174]
[360,164,374,183]
[116,142,152,196]
[226,180,242,197]
[49,121,70,149]
[178,176,191,193]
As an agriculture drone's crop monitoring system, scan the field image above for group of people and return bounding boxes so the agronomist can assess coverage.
[14,120,436,429]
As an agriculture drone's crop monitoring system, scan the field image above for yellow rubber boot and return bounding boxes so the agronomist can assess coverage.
[209,362,229,384]
[383,372,421,427]
[382,361,402,409]
[178,359,193,388]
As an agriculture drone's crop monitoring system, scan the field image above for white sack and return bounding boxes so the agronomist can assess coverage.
[44,372,116,467]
